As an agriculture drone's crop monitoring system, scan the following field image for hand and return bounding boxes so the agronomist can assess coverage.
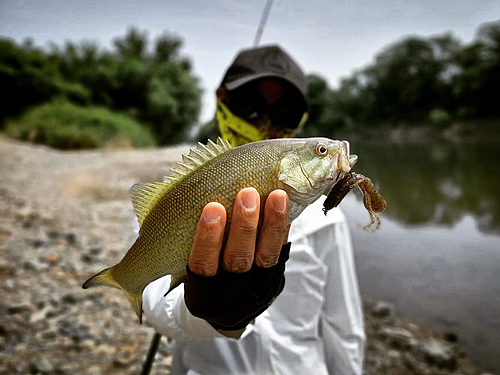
[184,188,291,332]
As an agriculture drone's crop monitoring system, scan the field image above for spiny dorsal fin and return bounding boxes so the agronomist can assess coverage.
[130,182,169,227]
[162,137,232,183]
[131,138,232,227]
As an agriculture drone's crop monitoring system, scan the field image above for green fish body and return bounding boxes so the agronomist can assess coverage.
[83,137,357,322]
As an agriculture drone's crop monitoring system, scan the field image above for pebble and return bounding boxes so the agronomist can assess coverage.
[42,253,62,266]
[418,338,457,370]
[5,303,34,315]
[65,232,77,245]
[30,358,55,374]
[376,326,416,350]
[372,300,396,319]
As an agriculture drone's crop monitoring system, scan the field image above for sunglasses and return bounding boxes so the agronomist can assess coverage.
[226,86,305,130]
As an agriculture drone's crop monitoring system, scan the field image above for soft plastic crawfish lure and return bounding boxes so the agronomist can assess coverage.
[323,172,387,230]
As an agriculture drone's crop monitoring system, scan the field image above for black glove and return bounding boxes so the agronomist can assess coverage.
[184,242,291,331]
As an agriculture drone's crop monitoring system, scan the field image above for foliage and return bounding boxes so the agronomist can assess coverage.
[5,100,156,149]
[0,27,202,146]
[305,21,500,133]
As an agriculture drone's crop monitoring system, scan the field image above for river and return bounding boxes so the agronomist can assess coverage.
[340,139,500,373]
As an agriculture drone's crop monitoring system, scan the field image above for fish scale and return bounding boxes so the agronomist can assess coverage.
[83,137,356,322]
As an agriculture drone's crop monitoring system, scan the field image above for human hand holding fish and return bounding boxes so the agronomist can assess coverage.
[185,188,290,333]
[82,137,385,325]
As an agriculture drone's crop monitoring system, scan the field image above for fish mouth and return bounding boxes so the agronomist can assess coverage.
[326,153,345,185]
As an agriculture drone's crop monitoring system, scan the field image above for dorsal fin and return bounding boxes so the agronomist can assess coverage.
[130,182,169,227]
[162,137,232,183]
[131,138,232,228]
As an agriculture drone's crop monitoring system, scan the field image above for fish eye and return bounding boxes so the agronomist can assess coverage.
[316,143,328,156]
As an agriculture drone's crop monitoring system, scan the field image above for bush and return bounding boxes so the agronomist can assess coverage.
[5,100,156,150]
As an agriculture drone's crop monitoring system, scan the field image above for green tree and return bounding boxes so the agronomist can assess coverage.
[0,38,89,126]
[453,20,500,118]
[1,27,202,145]
[362,36,453,125]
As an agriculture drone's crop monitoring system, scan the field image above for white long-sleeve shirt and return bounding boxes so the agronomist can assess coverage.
[143,200,365,374]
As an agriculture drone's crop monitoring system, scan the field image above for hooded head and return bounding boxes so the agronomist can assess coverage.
[216,45,308,147]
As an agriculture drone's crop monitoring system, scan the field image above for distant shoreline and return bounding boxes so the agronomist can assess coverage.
[329,119,500,143]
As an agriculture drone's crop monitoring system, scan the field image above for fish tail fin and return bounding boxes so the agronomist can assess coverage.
[82,267,144,324]
[82,267,120,289]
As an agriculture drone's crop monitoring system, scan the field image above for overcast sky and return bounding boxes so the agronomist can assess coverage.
[2,0,499,122]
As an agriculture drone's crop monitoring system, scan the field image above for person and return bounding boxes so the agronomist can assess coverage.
[142,45,365,374]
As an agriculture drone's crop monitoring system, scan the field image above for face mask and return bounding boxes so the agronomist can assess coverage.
[216,99,308,148]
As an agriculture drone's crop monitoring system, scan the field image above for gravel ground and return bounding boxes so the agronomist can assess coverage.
[0,136,490,375]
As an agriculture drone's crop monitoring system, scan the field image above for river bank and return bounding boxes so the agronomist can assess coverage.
[327,119,500,144]
[0,136,491,374]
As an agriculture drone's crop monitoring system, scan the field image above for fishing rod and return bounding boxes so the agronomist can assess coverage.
[254,0,275,46]
[141,1,276,373]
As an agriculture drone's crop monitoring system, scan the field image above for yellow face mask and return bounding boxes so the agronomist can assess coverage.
[216,99,308,147]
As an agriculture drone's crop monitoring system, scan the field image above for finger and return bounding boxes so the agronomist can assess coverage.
[223,187,260,273]
[189,202,227,277]
[255,189,289,268]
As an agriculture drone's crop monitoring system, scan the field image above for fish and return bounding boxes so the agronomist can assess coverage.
[82,137,358,322]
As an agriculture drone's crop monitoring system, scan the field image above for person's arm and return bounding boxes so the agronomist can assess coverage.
[313,212,366,375]
[143,188,290,340]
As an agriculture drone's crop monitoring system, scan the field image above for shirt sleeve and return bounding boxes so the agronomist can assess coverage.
[311,213,366,375]
[142,275,236,341]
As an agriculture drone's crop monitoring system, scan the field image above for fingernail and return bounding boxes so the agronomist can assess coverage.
[204,205,221,222]
[241,189,258,209]
[273,193,287,212]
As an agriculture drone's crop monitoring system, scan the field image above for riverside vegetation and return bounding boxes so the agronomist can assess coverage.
[1,21,500,148]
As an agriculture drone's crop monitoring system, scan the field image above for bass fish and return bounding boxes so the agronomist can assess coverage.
[83,137,357,322]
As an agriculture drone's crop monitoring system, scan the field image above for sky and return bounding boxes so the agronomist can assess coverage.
[2,0,499,123]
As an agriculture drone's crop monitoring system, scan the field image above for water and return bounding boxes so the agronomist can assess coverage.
[340,139,500,373]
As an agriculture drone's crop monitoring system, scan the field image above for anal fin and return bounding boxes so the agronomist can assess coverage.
[164,274,187,297]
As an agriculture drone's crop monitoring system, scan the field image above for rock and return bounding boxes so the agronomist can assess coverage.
[22,260,48,271]
[30,358,55,374]
[81,253,96,264]
[61,293,78,305]
[97,343,117,356]
[47,229,60,240]
[42,253,62,266]
[376,326,416,350]
[113,350,135,367]
[45,307,67,319]
[418,338,457,371]
[0,321,23,336]
[16,207,39,227]
[444,331,459,343]
[82,365,102,375]
[42,330,57,340]
[0,262,16,277]
[89,247,102,256]
[64,232,77,245]
[31,238,47,248]
[30,306,51,323]
[5,303,34,315]
[372,300,396,319]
